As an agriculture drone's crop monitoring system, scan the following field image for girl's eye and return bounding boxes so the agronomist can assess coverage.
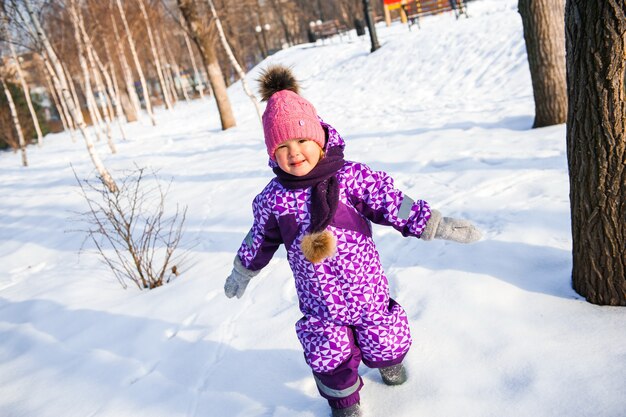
[299,139,308,144]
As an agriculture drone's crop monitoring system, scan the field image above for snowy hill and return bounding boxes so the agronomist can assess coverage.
[1,1,625,416]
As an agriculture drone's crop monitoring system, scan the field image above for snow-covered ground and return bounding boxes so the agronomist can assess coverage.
[1,1,625,416]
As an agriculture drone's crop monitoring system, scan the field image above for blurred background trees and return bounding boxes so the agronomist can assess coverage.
[0,0,380,145]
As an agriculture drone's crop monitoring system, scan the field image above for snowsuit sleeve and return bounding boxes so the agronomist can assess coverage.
[236,186,283,271]
[345,162,432,238]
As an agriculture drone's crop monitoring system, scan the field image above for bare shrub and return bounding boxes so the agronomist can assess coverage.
[75,166,187,290]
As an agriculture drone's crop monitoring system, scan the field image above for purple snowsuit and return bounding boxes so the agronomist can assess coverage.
[237,120,431,408]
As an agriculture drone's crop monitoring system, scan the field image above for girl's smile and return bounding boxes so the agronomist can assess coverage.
[275,138,323,176]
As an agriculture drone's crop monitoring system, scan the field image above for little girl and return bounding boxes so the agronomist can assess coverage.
[224,65,481,417]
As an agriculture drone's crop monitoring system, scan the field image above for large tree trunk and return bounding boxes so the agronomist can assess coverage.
[518,0,567,128]
[24,0,117,192]
[565,0,626,306]
[178,0,236,130]
[1,77,28,167]
[114,0,157,126]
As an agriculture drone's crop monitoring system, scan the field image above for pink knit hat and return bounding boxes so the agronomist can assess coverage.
[259,66,325,160]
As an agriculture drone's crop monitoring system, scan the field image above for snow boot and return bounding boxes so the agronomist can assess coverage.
[331,403,362,417]
[379,363,407,386]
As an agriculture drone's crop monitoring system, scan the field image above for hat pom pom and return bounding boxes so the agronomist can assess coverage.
[300,230,336,264]
[259,65,300,101]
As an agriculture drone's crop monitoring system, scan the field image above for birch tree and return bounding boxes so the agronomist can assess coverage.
[69,0,117,153]
[179,13,204,98]
[40,55,76,140]
[103,36,136,123]
[154,27,179,105]
[565,0,626,306]
[114,0,156,125]
[41,62,69,131]
[110,12,141,120]
[162,33,189,102]
[76,8,127,140]
[1,76,28,166]
[1,9,43,146]
[138,0,173,110]
[23,0,117,192]
[178,0,236,130]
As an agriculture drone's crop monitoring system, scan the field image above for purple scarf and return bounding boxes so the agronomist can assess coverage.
[273,146,345,234]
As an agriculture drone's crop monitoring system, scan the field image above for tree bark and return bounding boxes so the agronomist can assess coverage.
[1,77,28,166]
[518,0,568,128]
[565,0,626,306]
[178,0,236,130]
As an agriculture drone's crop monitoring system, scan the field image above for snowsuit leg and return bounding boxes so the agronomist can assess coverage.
[296,318,363,409]
[354,298,412,368]
[295,300,412,408]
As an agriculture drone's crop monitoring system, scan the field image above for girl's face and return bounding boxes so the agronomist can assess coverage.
[275,138,322,176]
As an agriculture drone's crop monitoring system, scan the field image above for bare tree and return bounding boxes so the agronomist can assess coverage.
[154,26,179,105]
[565,0,625,306]
[178,0,236,130]
[76,5,128,140]
[161,31,190,102]
[206,0,262,122]
[1,75,28,166]
[269,0,294,47]
[110,12,141,120]
[518,0,567,128]
[23,0,117,192]
[114,0,157,125]
[76,167,188,290]
[68,0,117,154]
[1,8,44,146]
[40,55,76,140]
[41,59,70,131]
[138,0,173,110]
[179,12,204,98]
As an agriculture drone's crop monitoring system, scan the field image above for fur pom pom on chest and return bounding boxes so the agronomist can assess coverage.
[300,230,336,264]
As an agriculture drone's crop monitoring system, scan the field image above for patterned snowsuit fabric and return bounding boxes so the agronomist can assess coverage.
[237,119,431,382]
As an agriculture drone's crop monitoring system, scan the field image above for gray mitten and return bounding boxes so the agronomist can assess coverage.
[224,256,259,299]
[421,209,482,243]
